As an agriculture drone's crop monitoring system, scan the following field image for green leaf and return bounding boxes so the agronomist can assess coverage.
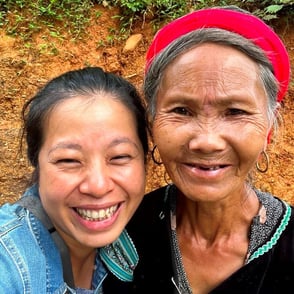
[265,4,284,14]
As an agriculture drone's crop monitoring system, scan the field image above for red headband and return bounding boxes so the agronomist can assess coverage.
[146,8,290,101]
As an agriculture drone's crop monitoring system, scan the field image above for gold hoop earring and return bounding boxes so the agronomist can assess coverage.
[256,151,269,173]
[151,145,163,165]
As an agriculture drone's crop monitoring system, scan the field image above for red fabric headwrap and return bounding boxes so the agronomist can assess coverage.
[146,8,290,101]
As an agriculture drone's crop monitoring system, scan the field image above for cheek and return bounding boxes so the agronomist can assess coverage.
[38,164,74,205]
[129,164,146,195]
[113,160,146,196]
[152,119,190,160]
[39,165,65,191]
[232,130,266,172]
[236,121,269,149]
[152,119,177,148]
[39,178,63,205]
[152,127,172,160]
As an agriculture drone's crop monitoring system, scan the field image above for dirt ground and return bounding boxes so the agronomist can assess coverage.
[0,5,293,205]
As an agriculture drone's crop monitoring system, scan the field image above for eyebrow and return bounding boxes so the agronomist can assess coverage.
[168,93,253,106]
[108,137,140,150]
[48,137,140,155]
[48,143,82,155]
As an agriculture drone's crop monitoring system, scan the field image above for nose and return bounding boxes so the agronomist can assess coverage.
[79,162,114,197]
[188,122,226,154]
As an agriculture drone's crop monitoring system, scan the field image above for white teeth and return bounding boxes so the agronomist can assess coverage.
[198,166,219,171]
[208,166,220,170]
[76,204,118,221]
[98,209,105,218]
[92,211,99,218]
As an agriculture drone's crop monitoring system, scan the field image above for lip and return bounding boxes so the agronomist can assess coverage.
[73,202,123,231]
[182,162,230,180]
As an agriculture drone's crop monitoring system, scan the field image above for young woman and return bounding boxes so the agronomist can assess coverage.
[0,67,148,293]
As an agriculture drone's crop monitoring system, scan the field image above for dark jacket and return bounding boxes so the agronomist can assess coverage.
[104,186,294,293]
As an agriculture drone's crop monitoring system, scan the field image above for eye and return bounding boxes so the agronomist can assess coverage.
[226,108,247,116]
[172,107,191,116]
[57,158,77,163]
[110,154,132,164]
[54,158,82,168]
[112,154,130,160]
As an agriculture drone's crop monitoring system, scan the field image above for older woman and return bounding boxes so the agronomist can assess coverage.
[105,6,293,294]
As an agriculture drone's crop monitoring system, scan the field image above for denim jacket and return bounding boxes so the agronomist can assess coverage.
[0,186,107,294]
[0,185,138,293]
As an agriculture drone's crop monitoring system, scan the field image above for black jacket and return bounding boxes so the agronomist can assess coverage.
[104,186,294,293]
[104,186,174,293]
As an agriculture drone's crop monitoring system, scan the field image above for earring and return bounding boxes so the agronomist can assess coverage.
[256,151,269,173]
[151,145,163,165]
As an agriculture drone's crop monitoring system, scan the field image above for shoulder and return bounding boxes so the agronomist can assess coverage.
[0,185,40,230]
[257,189,294,232]
[126,186,169,236]
[0,200,47,259]
[127,184,171,247]
[124,186,174,292]
[255,189,294,255]
[132,185,168,220]
[0,203,39,290]
[0,200,65,292]
[143,185,168,204]
[0,202,27,233]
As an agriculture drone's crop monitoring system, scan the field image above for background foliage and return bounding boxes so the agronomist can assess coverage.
[0,0,293,40]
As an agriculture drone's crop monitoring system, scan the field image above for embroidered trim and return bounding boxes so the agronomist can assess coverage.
[247,201,291,263]
[168,185,193,294]
[99,229,138,282]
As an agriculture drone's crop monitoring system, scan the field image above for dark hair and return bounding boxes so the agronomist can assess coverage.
[22,67,148,183]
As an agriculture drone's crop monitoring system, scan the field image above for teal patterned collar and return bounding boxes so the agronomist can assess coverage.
[246,189,291,263]
[99,229,138,282]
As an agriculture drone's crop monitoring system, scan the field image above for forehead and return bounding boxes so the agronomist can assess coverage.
[166,43,259,77]
[43,94,136,132]
[48,93,127,116]
[159,43,265,99]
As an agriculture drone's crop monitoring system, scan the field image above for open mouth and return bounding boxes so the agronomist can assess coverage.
[75,204,119,221]
[188,163,227,171]
[198,165,226,171]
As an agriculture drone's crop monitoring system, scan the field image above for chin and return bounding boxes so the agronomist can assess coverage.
[94,229,124,248]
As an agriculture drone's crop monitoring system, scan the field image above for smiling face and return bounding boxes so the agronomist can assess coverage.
[153,43,271,203]
[38,94,145,250]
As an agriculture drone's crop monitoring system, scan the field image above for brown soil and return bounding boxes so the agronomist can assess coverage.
[0,5,293,205]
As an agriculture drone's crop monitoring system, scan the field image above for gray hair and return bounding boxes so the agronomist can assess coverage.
[144,28,279,134]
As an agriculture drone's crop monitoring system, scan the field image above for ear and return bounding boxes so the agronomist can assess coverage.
[274,102,281,118]
[266,102,281,144]
[148,121,154,141]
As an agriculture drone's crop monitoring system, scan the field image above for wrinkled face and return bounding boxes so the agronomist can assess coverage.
[38,95,145,250]
[153,43,271,203]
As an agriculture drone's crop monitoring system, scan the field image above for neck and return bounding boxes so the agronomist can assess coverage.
[176,187,260,246]
[55,230,97,289]
[70,247,97,289]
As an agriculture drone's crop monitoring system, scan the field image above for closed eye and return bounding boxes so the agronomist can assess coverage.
[53,158,82,170]
[55,158,82,168]
[110,154,132,164]
[112,155,131,160]
[57,158,79,163]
